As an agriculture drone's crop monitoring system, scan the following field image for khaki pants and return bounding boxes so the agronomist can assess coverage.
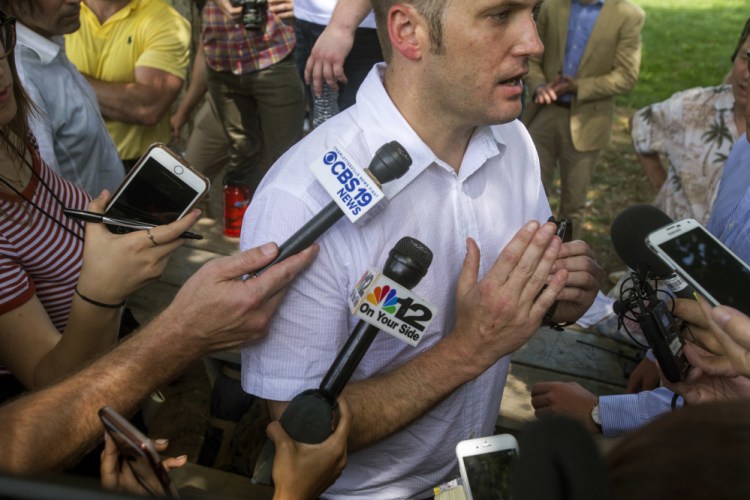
[527,104,600,240]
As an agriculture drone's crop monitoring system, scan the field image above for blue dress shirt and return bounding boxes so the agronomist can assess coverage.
[707,134,750,264]
[560,0,605,103]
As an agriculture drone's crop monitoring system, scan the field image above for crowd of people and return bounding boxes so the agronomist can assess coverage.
[0,0,749,499]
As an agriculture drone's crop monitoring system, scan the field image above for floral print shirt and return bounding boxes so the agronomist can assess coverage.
[631,84,739,224]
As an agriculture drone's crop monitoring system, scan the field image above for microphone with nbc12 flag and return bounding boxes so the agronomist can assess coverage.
[252,236,436,485]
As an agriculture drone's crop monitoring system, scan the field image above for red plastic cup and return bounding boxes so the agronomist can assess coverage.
[223,184,251,237]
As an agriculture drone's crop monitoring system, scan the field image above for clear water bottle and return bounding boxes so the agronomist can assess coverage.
[312,83,339,128]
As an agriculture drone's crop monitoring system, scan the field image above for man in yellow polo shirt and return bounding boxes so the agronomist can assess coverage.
[66,0,190,170]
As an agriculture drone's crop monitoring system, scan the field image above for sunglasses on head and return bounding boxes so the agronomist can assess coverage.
[0,11,16,60]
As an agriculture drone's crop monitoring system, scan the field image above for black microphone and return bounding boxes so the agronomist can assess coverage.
[610,204,695,299]
[610,205,690,382]
[319,236,433,396]
[251,237,433,485]
[254,141,412,275]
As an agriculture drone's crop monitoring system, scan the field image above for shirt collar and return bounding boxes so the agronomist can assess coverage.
[17,22,63,64]
[82,0,139,27]
[354,63,505,198]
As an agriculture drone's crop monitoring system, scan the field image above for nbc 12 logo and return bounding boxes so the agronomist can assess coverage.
[349,270,437,347]
[310,146,384,223]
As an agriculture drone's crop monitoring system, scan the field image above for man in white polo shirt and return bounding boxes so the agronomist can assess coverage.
[240,0,604,497]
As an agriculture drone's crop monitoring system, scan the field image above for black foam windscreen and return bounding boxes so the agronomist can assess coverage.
[511,416,611,500]
[610,204,673,277]
[384,236,433,289]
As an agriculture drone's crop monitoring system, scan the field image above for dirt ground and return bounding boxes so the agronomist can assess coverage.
[147,359,271,478]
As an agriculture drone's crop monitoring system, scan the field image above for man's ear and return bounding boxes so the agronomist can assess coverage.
[386,4,428,61]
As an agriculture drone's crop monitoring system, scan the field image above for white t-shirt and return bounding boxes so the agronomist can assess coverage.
[240,64,551,498]
[294,0,377,29]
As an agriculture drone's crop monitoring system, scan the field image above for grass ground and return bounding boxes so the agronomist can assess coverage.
[624,0,747,108]
[551,0,747,281]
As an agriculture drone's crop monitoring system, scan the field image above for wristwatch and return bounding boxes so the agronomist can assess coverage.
[591,400,602,431]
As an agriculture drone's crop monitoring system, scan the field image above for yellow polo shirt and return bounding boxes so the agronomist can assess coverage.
[66,0,190,160]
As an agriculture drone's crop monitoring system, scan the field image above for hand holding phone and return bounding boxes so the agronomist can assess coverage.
[99,406,182,499]
[456,434,519,500]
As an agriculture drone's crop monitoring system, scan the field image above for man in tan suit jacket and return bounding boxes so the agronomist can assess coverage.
[523,0,645,239]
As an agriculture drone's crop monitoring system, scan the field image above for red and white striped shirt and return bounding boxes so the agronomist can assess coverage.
[0,146,90,332]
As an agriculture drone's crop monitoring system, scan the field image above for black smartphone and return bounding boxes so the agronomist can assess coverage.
[553,217,573,243]
[540,217,573,329]
[99,406,180,499]
[104,144,209,232]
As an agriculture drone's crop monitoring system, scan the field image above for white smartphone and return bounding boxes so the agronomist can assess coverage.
[646,218,750,315]
[456,434,519,500]
[105,143,209,231]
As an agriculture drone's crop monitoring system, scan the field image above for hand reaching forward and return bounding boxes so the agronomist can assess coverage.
[163,241,319,353]
[531,381,600,434]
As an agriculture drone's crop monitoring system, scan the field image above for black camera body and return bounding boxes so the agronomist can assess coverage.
[230,0,267,30]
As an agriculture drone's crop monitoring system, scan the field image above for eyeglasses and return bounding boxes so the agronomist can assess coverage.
[0,12,16,60]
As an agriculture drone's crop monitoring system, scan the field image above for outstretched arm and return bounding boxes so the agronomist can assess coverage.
[0,192,198,389]
[0,243,318,474]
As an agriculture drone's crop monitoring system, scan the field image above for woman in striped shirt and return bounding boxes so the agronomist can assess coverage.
[0,12,199,397]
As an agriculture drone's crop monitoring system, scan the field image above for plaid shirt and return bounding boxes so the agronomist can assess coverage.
[202,3,295,75]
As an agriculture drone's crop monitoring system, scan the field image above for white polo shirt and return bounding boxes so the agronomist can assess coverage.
[240,64,551,499]
[16,23,124,196]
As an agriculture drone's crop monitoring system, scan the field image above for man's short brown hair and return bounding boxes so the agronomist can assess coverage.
[372,0,449,62]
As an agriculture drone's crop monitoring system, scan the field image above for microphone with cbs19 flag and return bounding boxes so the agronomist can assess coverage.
[252,236,435,485]
[610,204,690,382]
[253,141,412,276]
